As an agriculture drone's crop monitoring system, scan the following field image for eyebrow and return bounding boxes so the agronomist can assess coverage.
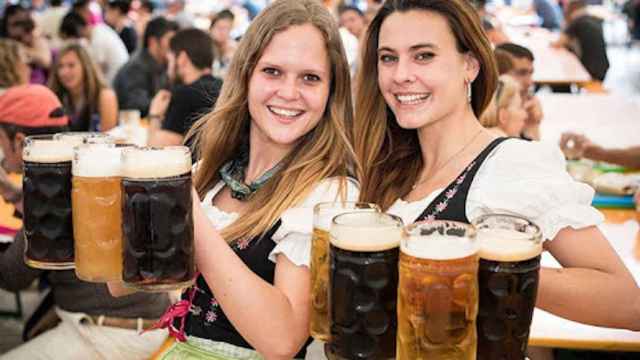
[378,43,439,53]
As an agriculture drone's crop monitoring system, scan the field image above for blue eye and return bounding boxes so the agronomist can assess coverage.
[263,67,280,76]
[379,54,397,63]
[416,52,434,61]
[303,74,321,82]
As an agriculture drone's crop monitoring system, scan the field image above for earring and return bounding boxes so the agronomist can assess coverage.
[466,80,473,103]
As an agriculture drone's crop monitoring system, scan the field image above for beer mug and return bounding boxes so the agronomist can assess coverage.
[72,143,131,282]
[328,212,402,359]
[121,146,195,291]
[397,220,479,359]
[23,135,77,269]
[310,202,380,342]
[473,214,542,360]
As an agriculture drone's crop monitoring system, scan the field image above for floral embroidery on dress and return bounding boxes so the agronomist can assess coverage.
[421,161,476,221]
[232,236,252,251]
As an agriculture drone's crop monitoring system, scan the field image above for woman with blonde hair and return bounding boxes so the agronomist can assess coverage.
[48,44,117,131]
[479,74,530,138]
[148,0,357,358]
[0,38,31,92]
[355,0,639,336]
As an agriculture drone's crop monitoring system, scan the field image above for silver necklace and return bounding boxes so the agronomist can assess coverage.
[412,129,484,190]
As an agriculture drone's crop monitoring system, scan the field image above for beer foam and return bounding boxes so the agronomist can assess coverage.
[477,228,542,262]
[402,235,478,260]
[316,208,377,231]
[122,147,192,179]
[55,132,112,146]
[73,145,124,177]
[330,212,401,252]
[23,140,74,163]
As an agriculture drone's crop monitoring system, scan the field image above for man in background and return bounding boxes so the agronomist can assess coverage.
[113,17,178,117]
[148,28,222,148]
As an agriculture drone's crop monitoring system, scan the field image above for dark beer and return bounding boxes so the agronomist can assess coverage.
[310,202,380,342]
[397,221,479,360]
[121,147,195,291]
[328,212,402,359]
[474,215,542,360]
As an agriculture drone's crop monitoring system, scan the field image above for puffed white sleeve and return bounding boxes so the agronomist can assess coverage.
[268,177,360,267]
[466,140,604,241]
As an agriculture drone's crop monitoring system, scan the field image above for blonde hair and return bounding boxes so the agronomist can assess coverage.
[187,0,356,242]
[48,44,107,125]
[0,39,24,88]
[355,0,499,211]
[480,74,520,128]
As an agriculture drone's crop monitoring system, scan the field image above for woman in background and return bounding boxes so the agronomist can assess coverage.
[479,74,532,139]
[48,44,117,131]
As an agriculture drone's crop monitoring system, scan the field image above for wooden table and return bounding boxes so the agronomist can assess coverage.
[504,26,592,86]
[538,93,640,149]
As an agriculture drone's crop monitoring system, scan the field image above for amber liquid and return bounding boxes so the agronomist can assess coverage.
[72,176,123,282]
[397,252,478,360]
[310,228,331,341]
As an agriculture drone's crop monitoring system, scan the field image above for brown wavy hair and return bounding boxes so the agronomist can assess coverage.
[0,38,24,88]
[355,0,498,210]
[187,0,356,242]
[48,44,107,127]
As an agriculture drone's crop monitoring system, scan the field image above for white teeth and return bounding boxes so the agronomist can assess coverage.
[396,94,429,104]
[269,106,303,117]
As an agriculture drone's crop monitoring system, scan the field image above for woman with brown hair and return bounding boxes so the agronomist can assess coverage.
[48,44,117,132]
[355,0,639,334]
[0,38,31,92]
[147,0,357,358]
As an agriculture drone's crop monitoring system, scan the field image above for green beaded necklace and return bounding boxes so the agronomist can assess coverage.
[219,151,284,201]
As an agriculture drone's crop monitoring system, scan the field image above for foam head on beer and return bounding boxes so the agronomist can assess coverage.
[73,144,125,178]
[122,146,192,179]
[403,221,478,260]
[315,203,379,232]
[474,214,542,262]
[23,138,75,163]
[54,132,113,146]
[330,212,402,252]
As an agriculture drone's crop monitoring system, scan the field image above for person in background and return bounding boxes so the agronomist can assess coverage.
[48,44,118,132]
[33,0,68,51]
[133,0,155,43]
[148,28,222,147]
[339,5,367,39]
[495,42,543,140]
[533,0,563,30]
[480,75,532,139]
[113,16,178,117]
[165,0,194,28]
[0,85,170,360]
[494,48,515,74]
[59,10,129,84]
[0,38,31,93]
[559,133,640,169]
[552,0,609,81]
[210,9,238,79]
[354,0,640,334]
[0,4,51,85]
[104,0,137,54]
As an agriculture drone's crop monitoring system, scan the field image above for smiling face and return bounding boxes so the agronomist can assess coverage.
[57,50,84,92]
[377,10,479,130]
[247,23,331,151]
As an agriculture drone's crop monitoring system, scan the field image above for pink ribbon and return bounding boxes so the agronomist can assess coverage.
[142,274,200,342]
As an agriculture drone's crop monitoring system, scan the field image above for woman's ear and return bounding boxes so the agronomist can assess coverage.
[464,52,481,83]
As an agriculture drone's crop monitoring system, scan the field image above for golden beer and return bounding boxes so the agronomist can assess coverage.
[309,202,379,342]
[397,221,479,360]
[72,144,125,282]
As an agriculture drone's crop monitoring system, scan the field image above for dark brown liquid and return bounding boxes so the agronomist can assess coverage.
[477,256,540,360]
[122,173,195,287]
[23,160,74,265]
[329,244,399,359]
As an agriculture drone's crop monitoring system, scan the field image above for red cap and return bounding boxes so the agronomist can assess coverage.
[0,85,69,128]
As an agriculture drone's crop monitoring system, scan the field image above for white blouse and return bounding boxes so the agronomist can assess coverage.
[200,178,360,267]
[388,139,604,241]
